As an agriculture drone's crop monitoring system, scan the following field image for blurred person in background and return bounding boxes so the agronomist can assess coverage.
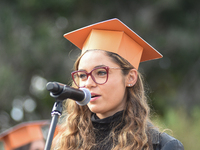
[0,121,48,150]
[53,18,184,150]
[14,139,45,150]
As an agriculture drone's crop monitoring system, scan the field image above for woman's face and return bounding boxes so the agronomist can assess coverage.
[78,50,129,119]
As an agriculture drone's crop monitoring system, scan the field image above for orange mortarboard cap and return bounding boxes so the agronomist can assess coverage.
[64,18,162,69]
[0,120,50,150]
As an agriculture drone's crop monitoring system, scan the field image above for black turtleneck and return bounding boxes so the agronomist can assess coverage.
[91,111,125,150]
[90,111,184,150]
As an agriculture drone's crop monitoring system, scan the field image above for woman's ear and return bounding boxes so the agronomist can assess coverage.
[126,69,138,87]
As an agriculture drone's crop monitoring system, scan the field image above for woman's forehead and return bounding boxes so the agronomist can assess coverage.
[80,50,108,63]
[78,50,118,70]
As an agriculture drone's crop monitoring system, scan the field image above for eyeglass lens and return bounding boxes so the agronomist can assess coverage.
[72,67,108,87]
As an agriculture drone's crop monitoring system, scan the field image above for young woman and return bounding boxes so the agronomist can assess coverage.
[53,19,184,150]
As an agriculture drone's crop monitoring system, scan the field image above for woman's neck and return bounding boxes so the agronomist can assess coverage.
[96,109,124,119]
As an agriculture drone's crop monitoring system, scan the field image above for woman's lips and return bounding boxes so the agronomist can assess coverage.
[90,93,101,102]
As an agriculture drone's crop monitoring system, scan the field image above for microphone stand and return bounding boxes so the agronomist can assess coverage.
[44,100,63,150]
[44,82,91,150]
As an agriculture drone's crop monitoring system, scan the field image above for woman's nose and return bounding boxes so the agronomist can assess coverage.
[84,75,97,88]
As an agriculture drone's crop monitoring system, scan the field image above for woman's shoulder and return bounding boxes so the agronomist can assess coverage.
[158,132,184,150]
[149,127,184,150]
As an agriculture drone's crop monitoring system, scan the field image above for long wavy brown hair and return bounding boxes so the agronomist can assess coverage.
[53,50,153,150]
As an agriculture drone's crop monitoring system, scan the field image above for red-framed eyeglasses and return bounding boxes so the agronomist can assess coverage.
[71,66,121,88]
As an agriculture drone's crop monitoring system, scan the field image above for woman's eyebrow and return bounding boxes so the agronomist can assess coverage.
[77,68,86,71]
[78,65,106,71]
[94,65,106,68]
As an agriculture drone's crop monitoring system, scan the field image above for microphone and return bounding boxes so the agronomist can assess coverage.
[46,82,91,106]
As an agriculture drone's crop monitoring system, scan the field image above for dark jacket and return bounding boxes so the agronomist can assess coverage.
[91,111,184,150]
[149,127,184,150]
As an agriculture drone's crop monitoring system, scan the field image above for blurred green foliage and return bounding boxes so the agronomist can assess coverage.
[0,0,199,149]
[152,106,200,150]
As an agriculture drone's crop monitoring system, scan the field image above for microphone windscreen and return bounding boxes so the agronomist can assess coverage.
[76,88,91,106]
